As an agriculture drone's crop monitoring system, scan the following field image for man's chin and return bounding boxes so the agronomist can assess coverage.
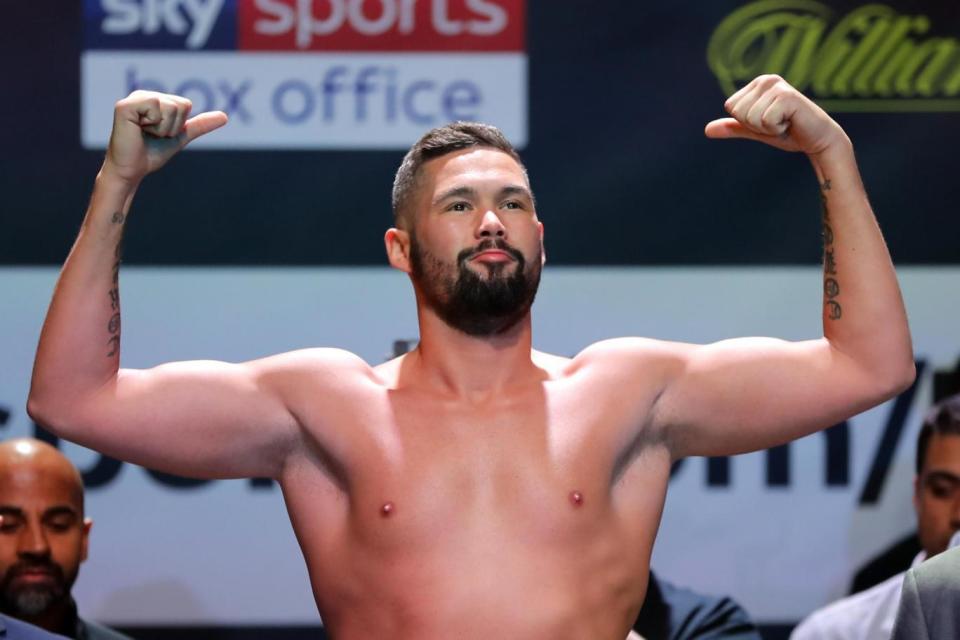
[7,587,61,617]
[467,262,517,279]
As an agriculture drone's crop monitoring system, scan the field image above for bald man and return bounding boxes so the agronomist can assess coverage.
[0,440,130,640]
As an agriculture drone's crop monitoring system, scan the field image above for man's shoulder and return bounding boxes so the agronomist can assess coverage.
[909,546,960,592]
[0,615,70,639]
[571,337,684,373]
[261,347,377,385]
[78,618,134,640]
[791,571,906,639]
[268,347,372,371]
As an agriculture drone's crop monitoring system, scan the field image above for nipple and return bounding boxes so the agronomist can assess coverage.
[569,491,584,507]
[380,502,395,518]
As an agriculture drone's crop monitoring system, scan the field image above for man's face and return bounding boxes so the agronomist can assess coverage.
[406,147,544,336]
[0,455,90,617]
[914,433,960,557]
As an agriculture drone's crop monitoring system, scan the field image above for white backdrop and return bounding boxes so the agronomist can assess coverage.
[1,266,957,624]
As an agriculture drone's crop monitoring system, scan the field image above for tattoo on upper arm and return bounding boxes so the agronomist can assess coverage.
[820,180,842,320]
[106,235,123,357]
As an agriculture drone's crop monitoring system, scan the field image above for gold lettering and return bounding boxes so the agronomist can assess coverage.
[944,58,960,96]
[830,7,895,97]
[707,1,960,111]
[853,16,914,96]
[908,38,957,97]
[707,0,835,95]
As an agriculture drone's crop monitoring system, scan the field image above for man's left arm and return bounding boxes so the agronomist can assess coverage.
[651,74,915,459]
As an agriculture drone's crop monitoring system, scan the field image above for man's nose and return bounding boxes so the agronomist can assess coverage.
[476,209,506,238]
[17,522,50,558]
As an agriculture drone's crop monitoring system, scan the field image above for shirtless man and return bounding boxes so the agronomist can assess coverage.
[28,74,915,640]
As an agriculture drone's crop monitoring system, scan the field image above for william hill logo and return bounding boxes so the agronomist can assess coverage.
[707,1,960,111]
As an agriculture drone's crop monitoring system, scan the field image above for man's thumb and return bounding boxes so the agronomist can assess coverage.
[704,117,753,140]
[183,111,229,144]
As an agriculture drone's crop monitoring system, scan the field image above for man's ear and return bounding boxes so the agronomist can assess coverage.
[80,518,93,563]
[913,475,921,513]
[385,227,412,273]
[539,220,546,266]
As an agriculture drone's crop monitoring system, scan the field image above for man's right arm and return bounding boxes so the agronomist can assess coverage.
[27,91,302,480]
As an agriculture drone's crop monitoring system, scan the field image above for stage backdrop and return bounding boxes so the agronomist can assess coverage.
[3,0,960,267]
[1,266,958,626]
[2,0,960,632]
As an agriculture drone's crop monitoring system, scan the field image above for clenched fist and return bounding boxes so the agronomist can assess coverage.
[704,75,849,156]
[101,90,228,186]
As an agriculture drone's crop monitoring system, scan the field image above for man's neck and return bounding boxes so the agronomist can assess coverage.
[412,309,540,398]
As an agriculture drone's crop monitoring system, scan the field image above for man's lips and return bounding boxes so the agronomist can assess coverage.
[11,568,57,584]
[471,250,515,263]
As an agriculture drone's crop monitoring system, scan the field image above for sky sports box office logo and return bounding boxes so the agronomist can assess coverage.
[81,0,527,149]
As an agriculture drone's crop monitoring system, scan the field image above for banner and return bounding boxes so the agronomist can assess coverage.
[81,0,528,149]
[707,1,960,112]
[2,266,958,623]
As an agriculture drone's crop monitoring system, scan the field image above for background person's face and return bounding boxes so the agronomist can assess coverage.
[915,433,960,557]
[0,465,89,617]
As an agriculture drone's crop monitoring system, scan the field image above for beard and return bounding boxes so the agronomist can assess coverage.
[410,235,542,337]
[0,561,71,617]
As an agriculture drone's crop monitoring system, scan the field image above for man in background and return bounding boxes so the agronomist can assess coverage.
[0,439,130,640]
[791,394,960,640]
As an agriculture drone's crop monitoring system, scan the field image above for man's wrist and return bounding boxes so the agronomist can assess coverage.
[97,162,143,195]
[808,132,854,168]
[90,167,141,223]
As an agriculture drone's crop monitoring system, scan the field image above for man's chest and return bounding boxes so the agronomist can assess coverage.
[290,381,667,540]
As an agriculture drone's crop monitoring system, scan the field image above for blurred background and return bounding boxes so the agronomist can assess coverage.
[2,1,959,637]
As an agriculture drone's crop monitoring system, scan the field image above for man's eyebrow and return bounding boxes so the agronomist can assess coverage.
[924,470,960,484]
[0,506,24,517]
[43,505,79,519]
[498,185,533,200]
[432,186,478,206]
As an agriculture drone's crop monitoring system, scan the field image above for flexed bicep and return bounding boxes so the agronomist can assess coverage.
[652,337,898,460]
[32,354,302,480]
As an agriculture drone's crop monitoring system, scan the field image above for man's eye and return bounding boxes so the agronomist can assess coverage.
[0,519,22,533]
[929,483,956,499]
[503,201,522,210]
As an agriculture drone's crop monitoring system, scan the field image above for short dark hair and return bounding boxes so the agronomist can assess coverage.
[391,122,528,228]
[916,394,960,473]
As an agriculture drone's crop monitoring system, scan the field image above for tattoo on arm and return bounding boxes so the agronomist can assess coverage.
[820,179,842,320]
[106,236,123,357]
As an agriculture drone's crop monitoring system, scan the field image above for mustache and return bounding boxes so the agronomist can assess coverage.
[457,238,524,264]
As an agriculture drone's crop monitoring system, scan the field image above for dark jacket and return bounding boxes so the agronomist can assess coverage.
[634,572,762,640]
[0,615,70,639]
[76,618,131,640]
[890,546,960,640]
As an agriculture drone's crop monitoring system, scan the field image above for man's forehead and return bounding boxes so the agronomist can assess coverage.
[924,433,960,470]
[0,466,83,508]
[425,147,527,187]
